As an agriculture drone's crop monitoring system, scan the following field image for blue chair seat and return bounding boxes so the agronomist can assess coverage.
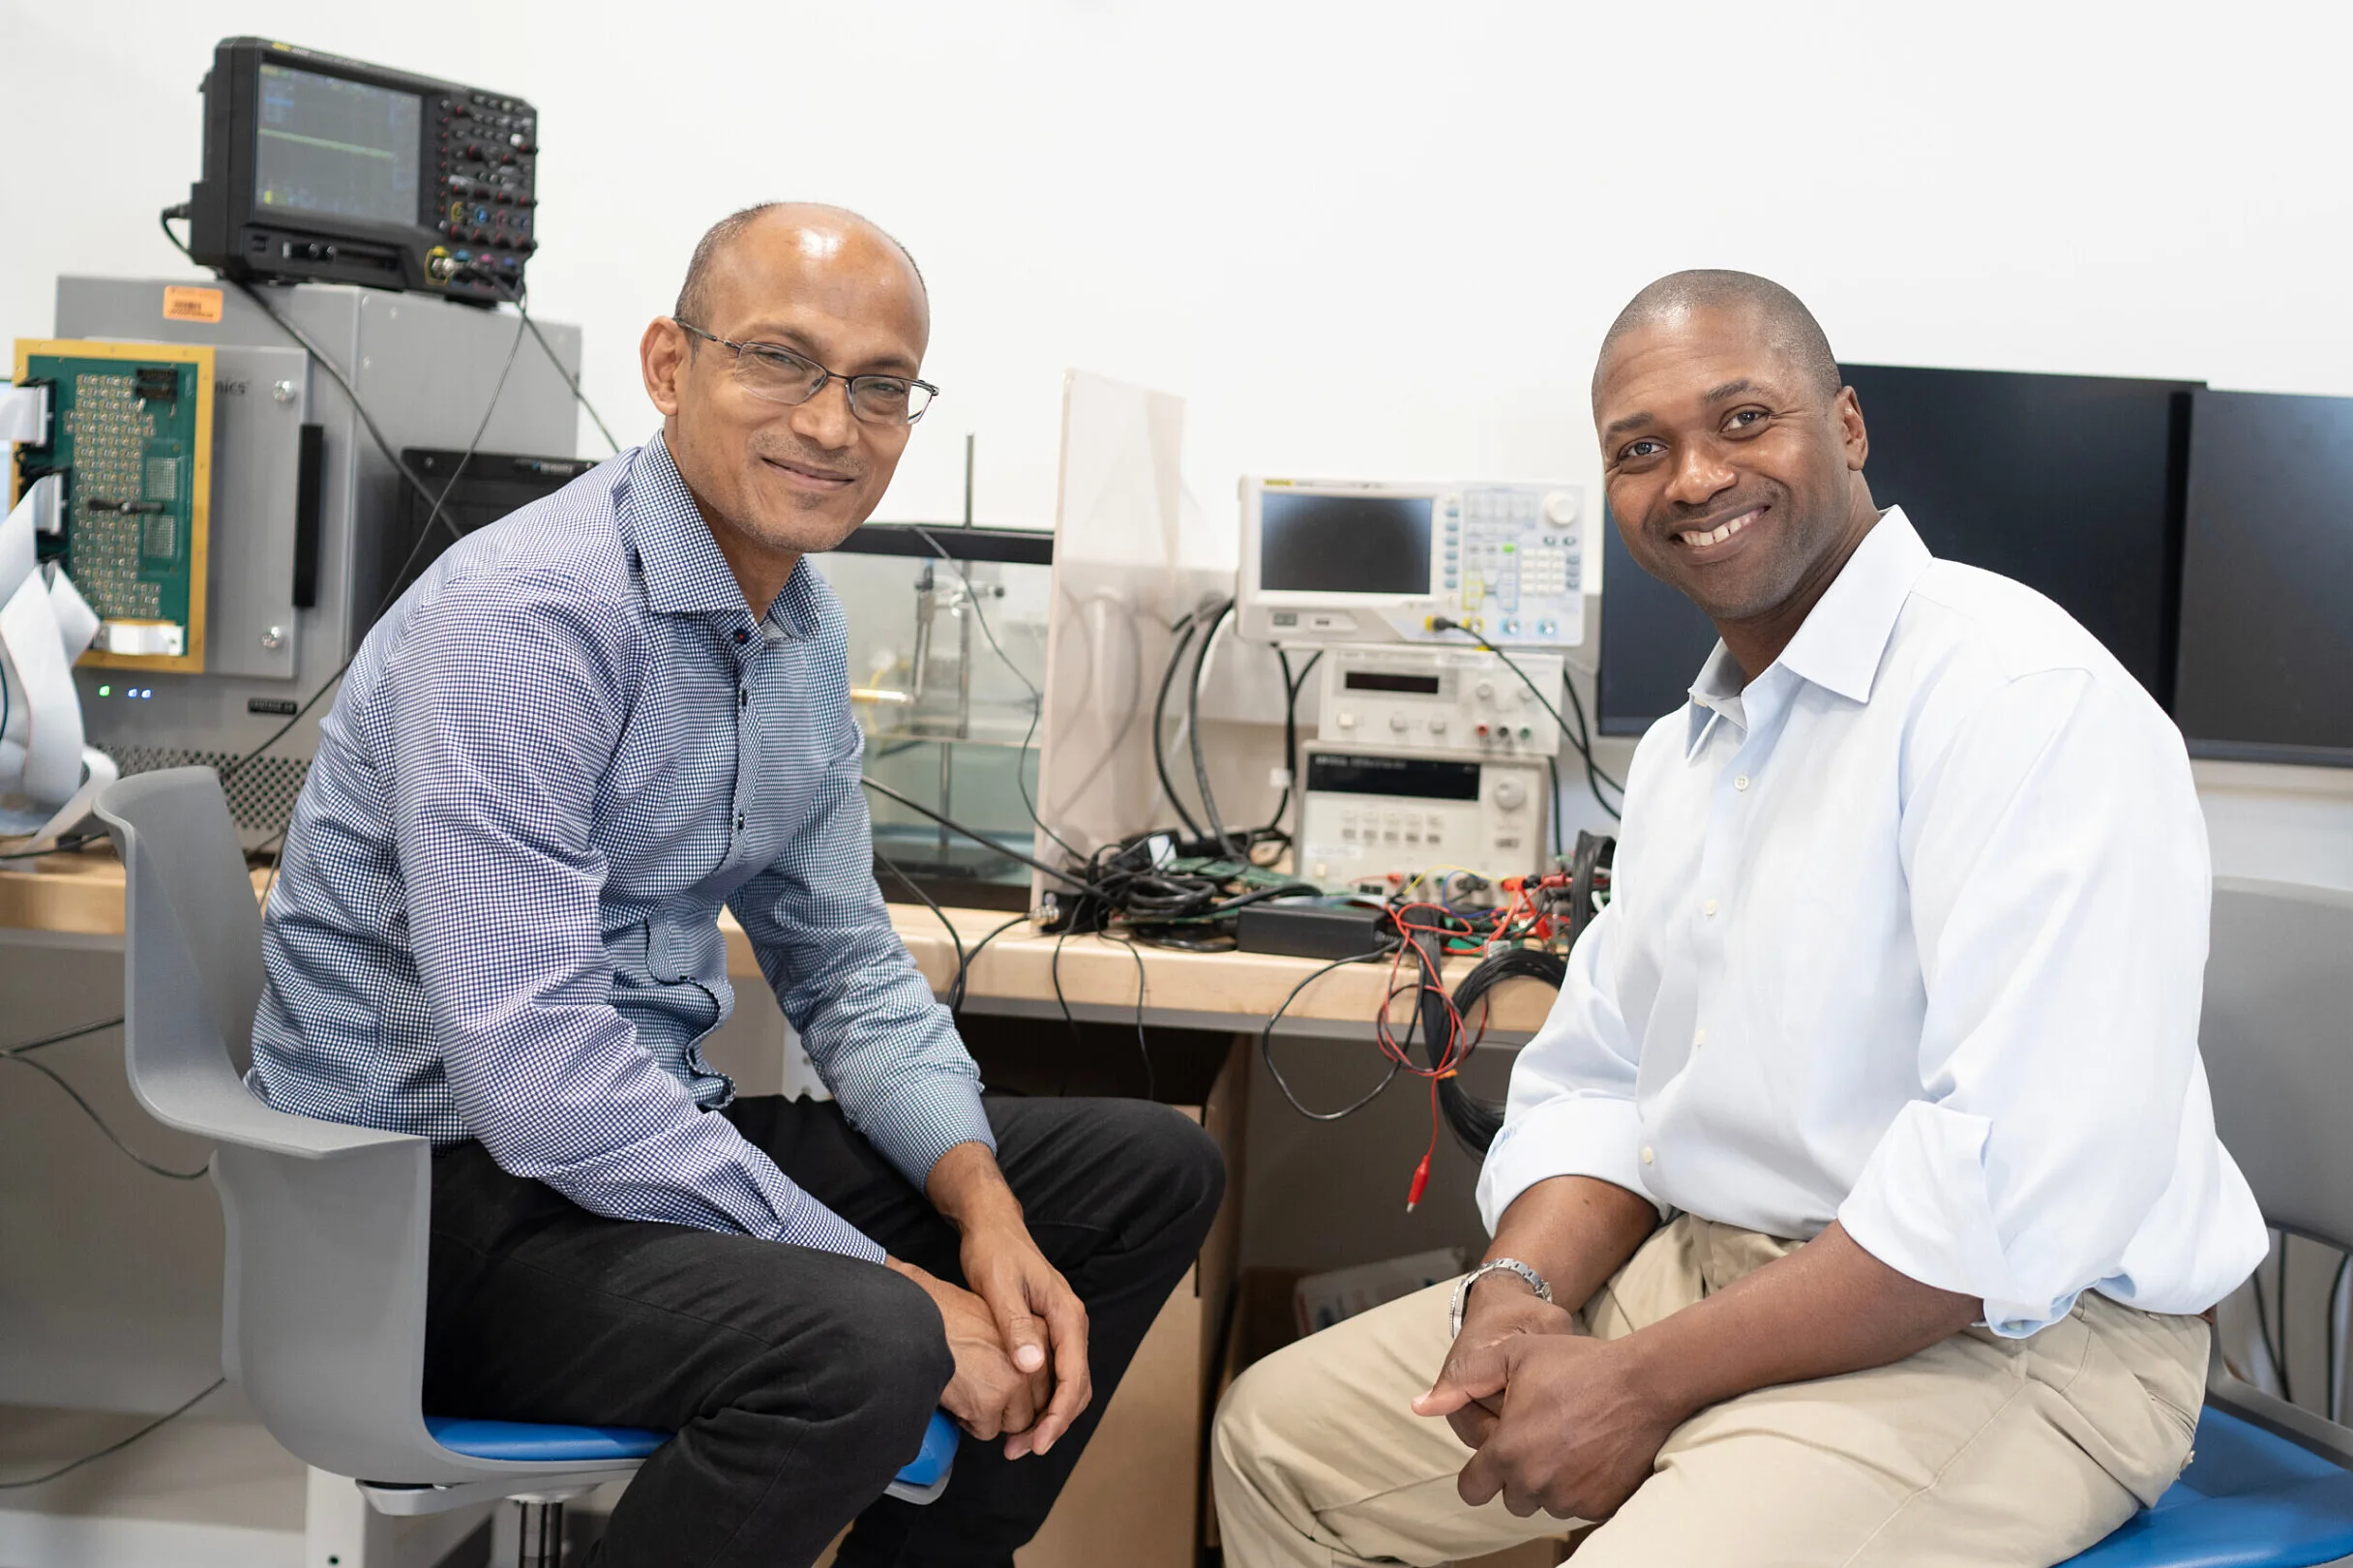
[426,1418,670,1464]
[426,1410,962,1491]
[896,1409,961,1491]
[2061,1407,2353,1567]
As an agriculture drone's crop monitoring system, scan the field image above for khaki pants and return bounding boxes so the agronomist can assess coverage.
[1212,1217,2207,1567]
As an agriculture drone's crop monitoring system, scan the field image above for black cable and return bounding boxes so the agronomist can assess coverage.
[1260,951,1400,1121]
[1096,931,1158,1101]
[1188,601,1241,858]
[949,912,1032,1016]
[163,210,462,553]
[0,1377,225,1491]
[1440,946,1569,1152]
[1265,648,1324,838]
[1559,664,1625,816]
[0,1053,206,1179]
[1050,926,1083,1056]
[1558,665,1623,794]
[163,207,540,786]
[859,777,1095,893]
[233,291,529,780]
[1,1017,123,1057]
[1150,617,1205,839]
[469,269,621,455]
[1427,619,1622,823]
[1203,881,1324,915]
[874,842,965,1007]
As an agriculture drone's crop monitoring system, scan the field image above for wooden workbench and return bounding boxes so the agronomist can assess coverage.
[0,846,1555,1039]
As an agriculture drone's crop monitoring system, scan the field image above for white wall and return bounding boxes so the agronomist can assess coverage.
[5,0,2351,873]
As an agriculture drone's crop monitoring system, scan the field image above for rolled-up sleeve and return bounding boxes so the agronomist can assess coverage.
[1476,897,1664,1231]
[728,707,993,1196]
[388,577,882,1261]
[1838,669,2212,1335]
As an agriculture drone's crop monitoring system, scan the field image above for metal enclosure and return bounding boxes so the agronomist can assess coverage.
[53,276,583,841]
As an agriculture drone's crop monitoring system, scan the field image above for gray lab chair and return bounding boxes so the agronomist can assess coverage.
[2061,877,2353,1567]
[99,768,955,1566]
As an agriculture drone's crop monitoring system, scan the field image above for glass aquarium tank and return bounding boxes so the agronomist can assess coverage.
[814,524,1052,911]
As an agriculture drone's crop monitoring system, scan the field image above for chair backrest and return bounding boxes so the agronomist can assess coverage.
[96,768,572,1488]
[2203,877,2353,1254]
[96,768,269,1135]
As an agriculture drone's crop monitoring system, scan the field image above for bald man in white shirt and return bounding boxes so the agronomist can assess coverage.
[1210,271,2268,1568]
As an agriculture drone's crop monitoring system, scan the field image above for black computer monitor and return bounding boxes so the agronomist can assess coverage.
[2173,390,2353,766]
[1596,364,2196,735]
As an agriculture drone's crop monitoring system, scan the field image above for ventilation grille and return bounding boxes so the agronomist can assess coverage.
[107,746,312,837]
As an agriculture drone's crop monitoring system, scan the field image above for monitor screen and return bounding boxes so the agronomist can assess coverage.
[253,63,422,225]
[1260,492,1432,595]
[2173,390,2353,764]
[1596,364,2195,734]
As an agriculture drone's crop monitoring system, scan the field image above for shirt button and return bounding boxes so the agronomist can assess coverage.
[734,812,746,832]
[1703,898,1719,918]
[739,688,749,709]
[1693,1027,1708,1048]
[1734,774,1750,791]
[731,627,750,645]
[1640,1145,1655,1166]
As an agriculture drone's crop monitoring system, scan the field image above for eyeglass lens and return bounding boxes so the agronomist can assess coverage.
[733,343,930,424]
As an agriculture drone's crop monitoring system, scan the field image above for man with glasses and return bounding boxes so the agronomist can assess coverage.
[251,202,1224,1567]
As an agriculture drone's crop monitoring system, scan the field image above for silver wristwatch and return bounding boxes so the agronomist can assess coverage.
[1449,1257,1553,1339]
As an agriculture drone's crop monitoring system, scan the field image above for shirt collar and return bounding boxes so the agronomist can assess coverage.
[1680,507,1933,757]
[1684,642,1750,756]
[1774,506,1932,704]
[619,432,820,637]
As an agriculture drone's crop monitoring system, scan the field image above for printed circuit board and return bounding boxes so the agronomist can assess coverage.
[9,339,213,670]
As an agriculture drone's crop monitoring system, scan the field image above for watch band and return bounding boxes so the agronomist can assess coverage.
[1449,1257,1554,1340]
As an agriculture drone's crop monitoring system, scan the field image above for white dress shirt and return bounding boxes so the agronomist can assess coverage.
[1479,509,2266,1336]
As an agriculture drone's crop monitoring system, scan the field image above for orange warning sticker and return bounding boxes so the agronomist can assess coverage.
[162,285,224,324]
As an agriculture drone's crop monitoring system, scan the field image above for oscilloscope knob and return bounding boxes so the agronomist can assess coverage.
[1543,490,1579,525]
[1493,779,1529,811]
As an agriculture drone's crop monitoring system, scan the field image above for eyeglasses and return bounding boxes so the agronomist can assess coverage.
[674,320,936,426]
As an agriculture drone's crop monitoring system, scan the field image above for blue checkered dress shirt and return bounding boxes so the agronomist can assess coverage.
[251,434,992,1261]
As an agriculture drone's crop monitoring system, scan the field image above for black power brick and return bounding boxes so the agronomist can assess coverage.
[1235,901,1396,962]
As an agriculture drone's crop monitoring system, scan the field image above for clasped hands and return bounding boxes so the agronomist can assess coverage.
[888,1214,1091,1462]
[1411,1278,1681,1523]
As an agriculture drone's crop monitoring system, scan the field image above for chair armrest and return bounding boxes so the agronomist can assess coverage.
[2205,1365,2353,1468]
[153,1073,425,1161]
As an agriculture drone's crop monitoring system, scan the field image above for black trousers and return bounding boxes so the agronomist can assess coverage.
[424,1094,1225,1568]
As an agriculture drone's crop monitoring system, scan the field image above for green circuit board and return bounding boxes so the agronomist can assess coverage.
[10,339,213,670]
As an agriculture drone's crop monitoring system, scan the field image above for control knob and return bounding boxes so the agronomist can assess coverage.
[1543,490,1579,525]
[1493,779,1529,811]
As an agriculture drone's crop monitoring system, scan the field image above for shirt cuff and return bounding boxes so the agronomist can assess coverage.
[867,1081,998,1196]
[1836,1100,2062,1338]
[775,1194,887,1264]
[1475,1093,1666,1234]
